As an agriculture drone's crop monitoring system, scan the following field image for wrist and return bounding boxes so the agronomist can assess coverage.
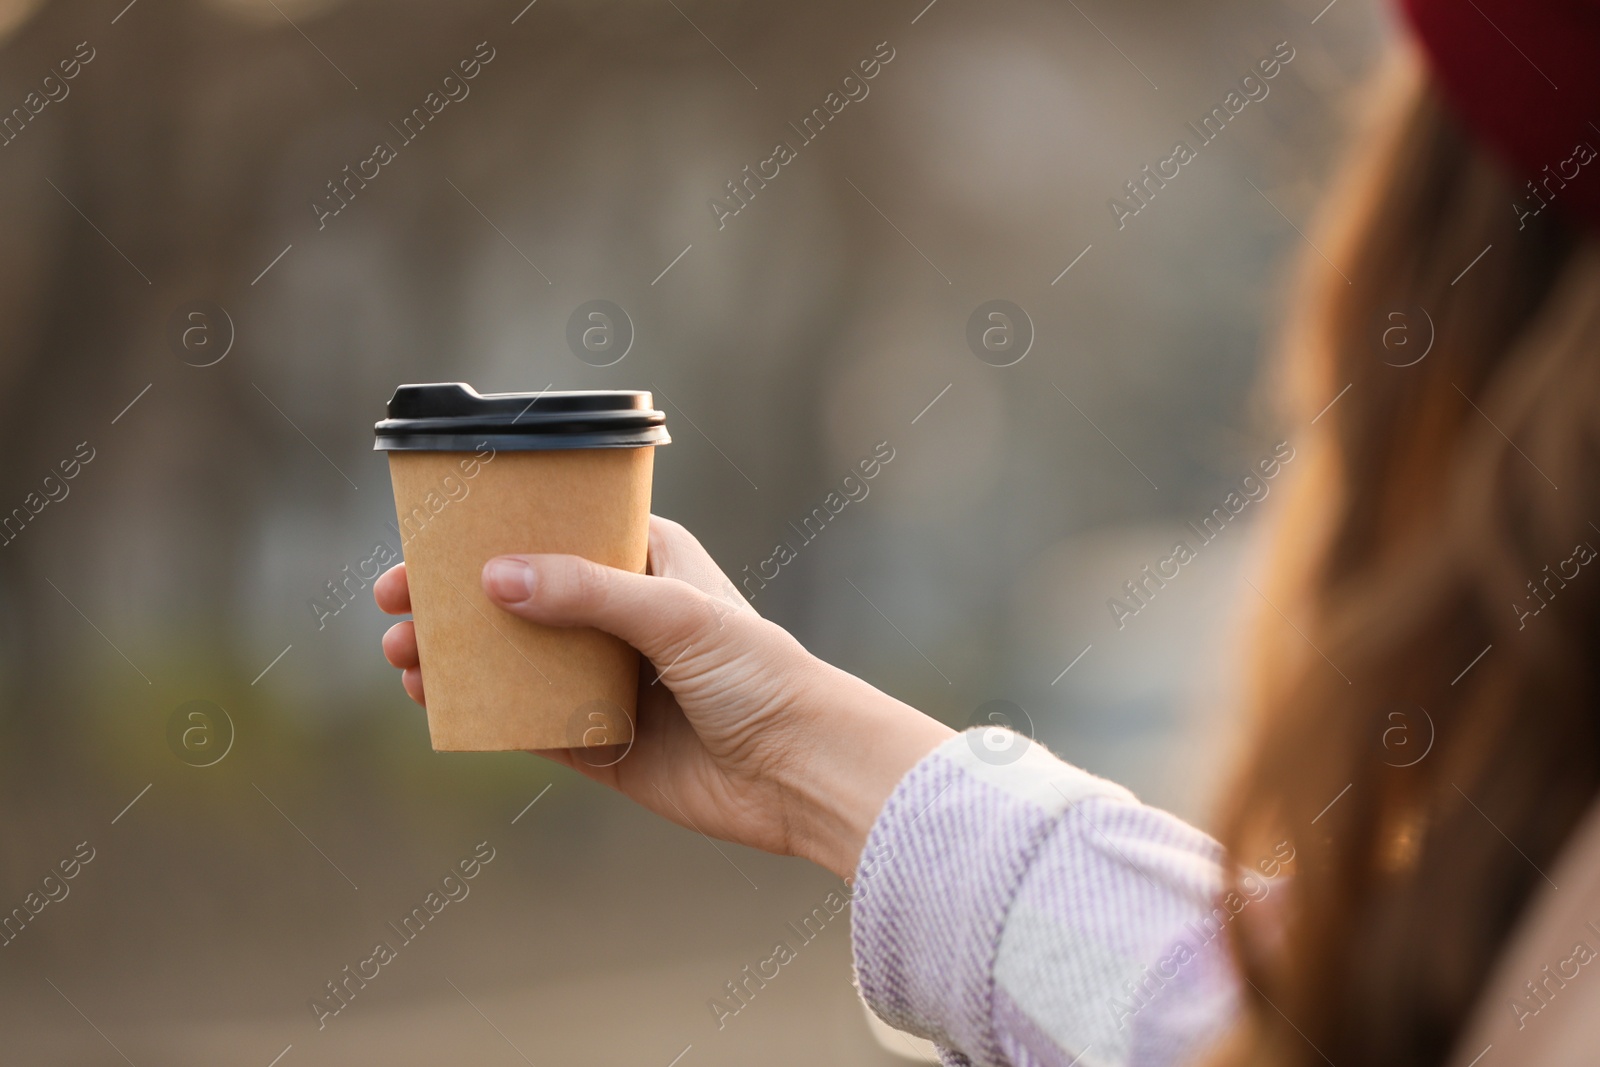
[782,664,955,880]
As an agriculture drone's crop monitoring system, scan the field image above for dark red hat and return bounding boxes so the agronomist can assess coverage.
[1399,0,1600,230]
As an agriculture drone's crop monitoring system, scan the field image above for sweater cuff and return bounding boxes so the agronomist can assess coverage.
[849,727,1135,1064]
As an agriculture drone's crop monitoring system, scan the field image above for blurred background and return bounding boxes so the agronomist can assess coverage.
[0,0,1388,1062]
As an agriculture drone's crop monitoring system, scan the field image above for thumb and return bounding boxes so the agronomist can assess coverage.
[481,554,731,665]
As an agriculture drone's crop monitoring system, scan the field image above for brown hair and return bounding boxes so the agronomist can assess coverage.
[1217,49,1600,1066]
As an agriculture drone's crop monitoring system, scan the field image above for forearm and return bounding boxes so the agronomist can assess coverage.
[781,662,955,880]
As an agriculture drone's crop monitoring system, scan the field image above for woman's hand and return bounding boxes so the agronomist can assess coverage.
[375,515,953,880]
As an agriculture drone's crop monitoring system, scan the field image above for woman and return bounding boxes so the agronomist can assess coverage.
[376,0,1600,1063]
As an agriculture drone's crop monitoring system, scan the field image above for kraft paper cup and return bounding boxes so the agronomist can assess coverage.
[374,383,669,751]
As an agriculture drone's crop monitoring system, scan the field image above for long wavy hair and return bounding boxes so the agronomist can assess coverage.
[1215,48,1600,1067]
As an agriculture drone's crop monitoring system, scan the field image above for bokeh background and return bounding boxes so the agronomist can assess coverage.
[0,0,1388,1062]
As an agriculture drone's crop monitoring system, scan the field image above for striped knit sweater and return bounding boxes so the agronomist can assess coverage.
[850,727,1244,1067]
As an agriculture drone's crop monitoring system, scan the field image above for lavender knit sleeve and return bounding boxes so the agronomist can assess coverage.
[849,728,1240,1067]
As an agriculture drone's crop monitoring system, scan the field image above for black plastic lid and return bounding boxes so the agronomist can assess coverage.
[373,383,670,452]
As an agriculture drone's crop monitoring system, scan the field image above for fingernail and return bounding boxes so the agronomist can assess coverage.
[483,558,535,602]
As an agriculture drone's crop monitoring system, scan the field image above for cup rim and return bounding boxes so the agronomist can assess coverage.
[374,382,669,452]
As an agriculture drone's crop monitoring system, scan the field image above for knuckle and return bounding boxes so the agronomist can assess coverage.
[683,584,754,641]
[652,581,718,646]
[660,519,697,553]
[571,558,611,607]
[651,517,697,560]
[652,514,689,541]
[549,556,608,613]
[648,518,696,563]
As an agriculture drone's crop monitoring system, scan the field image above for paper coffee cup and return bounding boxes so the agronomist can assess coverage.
[374,383,669,751]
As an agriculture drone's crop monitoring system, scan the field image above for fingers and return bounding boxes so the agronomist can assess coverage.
[481,553,736,665]
[374,563,411,614]
[397,520,758,709]
[377,572,422,705]
[385,622,423,704]
[400,667,425,706]
[646,516,755,614]
[383,621,419,669]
